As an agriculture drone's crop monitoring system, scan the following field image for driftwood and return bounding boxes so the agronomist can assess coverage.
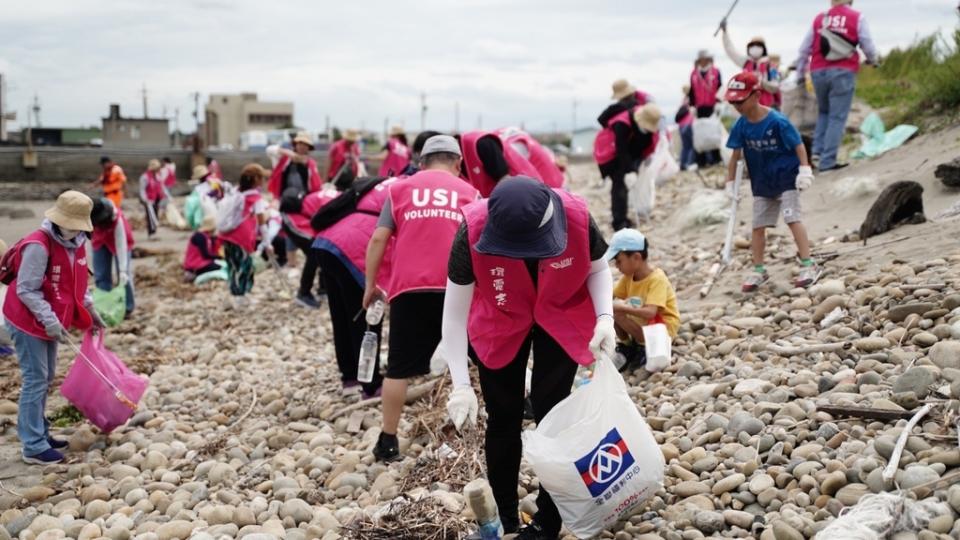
[699,262,723,298]
[883,403,934,482]
[328,379,440,421]
[859,181,926,242]
[817,405,918,422]
[911,470,960,499]
[767,341,852,356]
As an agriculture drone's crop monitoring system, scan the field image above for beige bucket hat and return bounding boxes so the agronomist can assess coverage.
[633,104,662,133]
[192,165,210,180]
[293,131,315,149]
[389,125,405,136]
[611,79,637,100]
[45,190,94,232]
[147,159,162,172]
[343,129,360,142]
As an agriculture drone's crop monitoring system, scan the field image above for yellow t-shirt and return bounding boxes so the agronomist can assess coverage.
[613,268,680,338]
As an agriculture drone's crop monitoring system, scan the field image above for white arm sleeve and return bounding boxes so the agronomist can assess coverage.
[441,279,474,389]
[114,216,129,274]
[722,29,748,68]
[586,258,614,319]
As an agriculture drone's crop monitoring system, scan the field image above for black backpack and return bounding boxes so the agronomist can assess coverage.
[310,176,389,232]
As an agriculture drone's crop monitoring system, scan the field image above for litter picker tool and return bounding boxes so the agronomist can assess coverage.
[264,249,295,297]
[699,159,744,297]
[713,0,740,37]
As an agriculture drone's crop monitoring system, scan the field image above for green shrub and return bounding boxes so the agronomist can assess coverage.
[857,25,960,124]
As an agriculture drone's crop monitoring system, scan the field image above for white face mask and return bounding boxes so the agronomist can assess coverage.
[59,228,81,240]
[748,46,764,59]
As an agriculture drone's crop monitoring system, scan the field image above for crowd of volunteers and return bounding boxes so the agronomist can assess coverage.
[1,1,881,537]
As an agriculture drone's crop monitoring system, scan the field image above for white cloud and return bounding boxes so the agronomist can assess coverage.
[0,0,954,134]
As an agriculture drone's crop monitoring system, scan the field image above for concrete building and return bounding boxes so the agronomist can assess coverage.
[204,93,294,148]
[102,104,170,148]
[22,127,102,146]
[0,74,15,142]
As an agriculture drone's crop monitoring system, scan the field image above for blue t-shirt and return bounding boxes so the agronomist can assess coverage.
[726,109,802,198]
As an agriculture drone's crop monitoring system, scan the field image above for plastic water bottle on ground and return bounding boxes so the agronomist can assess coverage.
[464,478,503,539]
[357,331,378,383]
[366,300,385,325]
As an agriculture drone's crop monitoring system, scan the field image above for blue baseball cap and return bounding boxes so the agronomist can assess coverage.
[474,176,567,259]
[603,229,647,261]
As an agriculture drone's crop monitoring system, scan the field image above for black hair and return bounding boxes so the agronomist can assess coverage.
[422,152,460,168]
[205,155,214,165]
[412,130,442,155]
[239,171,263,191]
[99,156,111,165]
[162,157,172,164]
[393,133,409,146]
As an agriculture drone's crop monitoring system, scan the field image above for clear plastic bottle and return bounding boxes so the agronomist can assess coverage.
[357,331,378,383]
[464,478,503,540]
[365,300,385,326]
[574,364,594,388]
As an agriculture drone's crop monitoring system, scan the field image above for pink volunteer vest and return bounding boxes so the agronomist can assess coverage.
[316,179,397,289]
[268,154,322,199]
[742,59,776,106]
[386,170,479,301]
[462,190,595,369]
[811,5,862,73]
[326,140,360,181]
[144,171,165,202]
[497,130,565,189]
[690,67,721,108]
[460,131,543,198]
[219,191,262,253]
[379,138,411,177]
[91,210,134,256]
[3,230,93,339]
[593,110,632,166]
[184,232,219,272]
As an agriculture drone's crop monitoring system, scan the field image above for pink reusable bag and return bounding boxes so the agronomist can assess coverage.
[60,330,149,433]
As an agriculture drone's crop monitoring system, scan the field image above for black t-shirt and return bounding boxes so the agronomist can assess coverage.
[447,215,608,286]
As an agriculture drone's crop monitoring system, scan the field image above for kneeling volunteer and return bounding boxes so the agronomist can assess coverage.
[436,177,616,539]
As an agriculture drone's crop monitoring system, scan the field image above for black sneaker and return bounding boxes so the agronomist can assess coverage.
[373,434,400,463]
[23,448,64,465]
[818,162,849,172]
[616,342,646,373]
[295,293,321,309]
[523,397,535,421]
[515,521,559,540]
[47,437,69,450]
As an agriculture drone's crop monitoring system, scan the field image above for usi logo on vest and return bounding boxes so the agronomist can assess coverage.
[403,188,464,223]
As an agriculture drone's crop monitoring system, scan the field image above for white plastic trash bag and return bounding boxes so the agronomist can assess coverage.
[693,116,723,153]
[650,138,680,186]
[641,324,672,373]
[630,162,656,221]
[522,355,665,539]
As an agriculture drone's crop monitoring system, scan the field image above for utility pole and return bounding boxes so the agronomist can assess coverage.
[477,114,483,130]
[141,83,148,118]
[325,115,331,140]
[420,92,427,132]
[173,107,181,147]
[191,92,200,129]
[31,94,41,127]
[454,101,460,134]
[383,117,388,143]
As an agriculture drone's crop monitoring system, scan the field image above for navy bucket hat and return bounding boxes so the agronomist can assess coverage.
[474,176,567,259]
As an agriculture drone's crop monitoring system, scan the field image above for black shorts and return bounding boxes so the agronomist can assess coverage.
[386,291,444,379]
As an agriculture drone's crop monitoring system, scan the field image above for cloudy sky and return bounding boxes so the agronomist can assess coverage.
[1,0,957,135]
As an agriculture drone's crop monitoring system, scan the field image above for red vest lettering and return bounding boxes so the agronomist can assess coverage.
[462,191,595,369]
[386,170,479,300]
[811,5,862,73]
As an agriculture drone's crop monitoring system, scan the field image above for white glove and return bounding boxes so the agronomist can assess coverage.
[624,172,639,189]
[90,310,107,330]
[447,386,478,431]
[796,166,814,191]
[588,314,617,361]
[119,272,130,286]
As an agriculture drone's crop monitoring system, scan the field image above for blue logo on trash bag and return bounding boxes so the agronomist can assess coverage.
[575,428,635,497]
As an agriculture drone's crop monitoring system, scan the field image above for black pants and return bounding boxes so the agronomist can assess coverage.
[476,326,579,536]
[285,232,322,297]
[142,199,161,236]
[316,249,383,395]
[599,161,632,230]
[695,105,722,167]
